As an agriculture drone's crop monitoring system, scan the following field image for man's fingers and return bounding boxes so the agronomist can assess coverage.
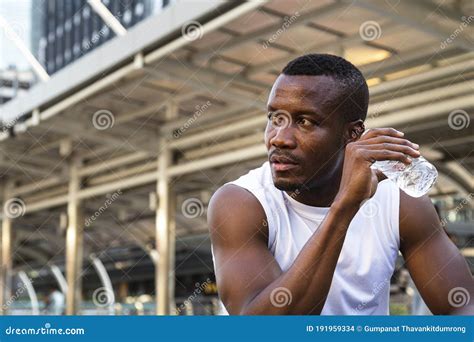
[363,150,414,165]
[362,143,421,158]
[361,128,404,140]
[358,136,419,150]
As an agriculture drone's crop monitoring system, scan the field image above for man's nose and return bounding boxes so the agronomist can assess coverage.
[270,126,297,149]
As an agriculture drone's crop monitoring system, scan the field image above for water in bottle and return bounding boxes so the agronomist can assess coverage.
[371,156,438,197]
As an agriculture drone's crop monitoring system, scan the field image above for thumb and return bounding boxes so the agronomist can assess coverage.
[375,169,387,183]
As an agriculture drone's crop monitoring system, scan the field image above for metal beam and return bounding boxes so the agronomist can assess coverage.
[50,264,68,295]
[90,255,115,315]
[369,59,474,96]
[143,66,265,110]
[0,181,13,315]
[155,137,175,315]
[65,157,83,315]
[88,0,127,36]
[18,271,39,315]
[246,21,399,75]
[360,46,465,79]
[367,94,474,128]
[367,80,474,117]
[193,2,343,62]
[353,0,473,52]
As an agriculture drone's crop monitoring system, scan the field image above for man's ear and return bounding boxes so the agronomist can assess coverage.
[343,119,365,145]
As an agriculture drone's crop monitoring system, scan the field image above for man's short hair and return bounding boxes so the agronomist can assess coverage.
[281,53,369,122]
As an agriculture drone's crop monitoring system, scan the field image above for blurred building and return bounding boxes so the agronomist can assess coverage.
[0,67,34,104]
[31,0,171,75]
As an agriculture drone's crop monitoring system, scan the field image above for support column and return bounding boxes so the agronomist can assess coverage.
[90,254,115,315]
[168,193,176,314]
[50,264,68,295]
[0,181,13,315]
[155,137,176,315]
[65,157,83,315]
[18,271,39,315]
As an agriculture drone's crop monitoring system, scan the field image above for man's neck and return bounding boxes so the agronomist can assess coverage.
[286,176,342,208]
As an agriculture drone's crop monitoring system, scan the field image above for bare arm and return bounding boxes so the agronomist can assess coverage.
[208,184,360,315]
[400,192,474,314]
[209,128,421,315]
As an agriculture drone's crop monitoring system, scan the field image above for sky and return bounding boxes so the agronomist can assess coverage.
[0,0,32,70]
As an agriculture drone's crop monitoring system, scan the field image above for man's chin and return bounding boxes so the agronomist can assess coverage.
[272,178,301,192]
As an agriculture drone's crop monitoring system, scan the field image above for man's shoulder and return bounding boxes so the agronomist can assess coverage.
[398,191,442,249]
[227,162,271,190]
[207,183,269,244]
[209,184,265,220]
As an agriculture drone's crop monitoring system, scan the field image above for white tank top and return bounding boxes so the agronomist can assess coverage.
[214,161,400,315]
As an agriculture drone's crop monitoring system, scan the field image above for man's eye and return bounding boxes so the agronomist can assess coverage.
[297,118,320,127]
[297,118,312,126]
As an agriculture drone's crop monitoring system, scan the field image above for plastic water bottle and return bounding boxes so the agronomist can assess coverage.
[371,156,438,197]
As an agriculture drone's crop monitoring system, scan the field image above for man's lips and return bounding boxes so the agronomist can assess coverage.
[270,154,299,172]
[271,162,299,172]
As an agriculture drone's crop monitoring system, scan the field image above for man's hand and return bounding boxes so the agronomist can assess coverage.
[336,127,420,206]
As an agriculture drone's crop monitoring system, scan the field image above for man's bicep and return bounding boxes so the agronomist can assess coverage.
[400,193,473,314]
[208,184,282,314]
[212,238,282,314]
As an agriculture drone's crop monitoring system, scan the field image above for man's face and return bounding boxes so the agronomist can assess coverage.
[265,74,348,192]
